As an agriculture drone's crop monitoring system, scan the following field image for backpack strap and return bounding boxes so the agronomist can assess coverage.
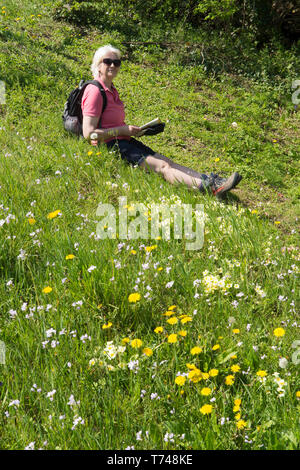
[83,80,107,128]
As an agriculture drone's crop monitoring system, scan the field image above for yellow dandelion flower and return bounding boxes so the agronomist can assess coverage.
[236,419,247,430]
[87,151,93,156]
[47,210,61,219]
[175,375,186,386]
[235,412,241,421]
[168,305,176,310]
[212,344,220,351]
[234,398,242,407]
[145,245,157,252]
[163,310,175,316]
[256,370,267,377]
[157,267,163,272]
[128,293,141,303]
[28,218,36,225]
[179,330,187,337]
[186,363,197,370]
[102,322,112,329]
[154,326,163,334]
[130,250,137,255]
[143,347,153,357]
[42,286,52,294]
[215,157,220,162]
[181,316,192,324]
[188,369,202,383]
[122,337,130,344]
[167,316,178,325]
[200,404,213,415]
[231,364,241,373]
[232,328,240,334]
[168,334,178,344]
[202,373,210,380]
[65,254,75,260]
[209,369,219,377]
[191,346,202,355]
[225,375,235,385]
[233,405,240,413]
[296,391,300,398]
[273,327,285,337]
[131,339,143,348]
[200,387,212,396]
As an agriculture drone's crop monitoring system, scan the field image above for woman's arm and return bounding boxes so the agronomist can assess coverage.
[82,116,141,141]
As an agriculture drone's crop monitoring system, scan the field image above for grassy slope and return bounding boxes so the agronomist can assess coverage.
[0,0,299,450]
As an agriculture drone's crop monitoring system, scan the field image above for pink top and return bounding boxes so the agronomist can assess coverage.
[81,78,130,143]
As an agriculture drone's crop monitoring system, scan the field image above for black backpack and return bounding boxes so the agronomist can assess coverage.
[62,80,107,136]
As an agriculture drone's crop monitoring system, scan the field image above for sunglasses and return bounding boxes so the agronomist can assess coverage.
[102,58,121,67]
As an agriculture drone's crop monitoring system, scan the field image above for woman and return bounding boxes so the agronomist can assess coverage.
[82,45,242,197]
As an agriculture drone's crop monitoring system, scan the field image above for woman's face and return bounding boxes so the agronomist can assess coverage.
[98,51,121,82]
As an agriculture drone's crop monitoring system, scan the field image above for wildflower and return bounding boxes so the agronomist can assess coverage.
[42,286,52,294]
[131,339,143,348]
[233,329,240,334]
[128,293,141,303]
[175,376,186,386]
[168,334,178,344]
[225,375,235,385]
[179,330,187,337]
[165,281,174,288]
[231,364,241,373]
[154,326,163,334]
[200,404,213,415]
[47,210,61,219]
[65,254,75,260]
[28,218,36,225]
[188,369,202,383]
[102,322,112,329]
[190,346,202,355]
[122,337,130,344]
[181,316,192,324]
[209,369,219,377]
[256,370,267,377]
[167,317,178,325]
[202,373,210,380]
[212,344,220,351]
[236,419,247,430]
[143,347,153,357]
[273,327,285,337]
[168,305,176,310]
[200,387,212,396]
[296,391,300,398]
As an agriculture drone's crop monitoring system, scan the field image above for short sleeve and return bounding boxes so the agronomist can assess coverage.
[81,84,103,117]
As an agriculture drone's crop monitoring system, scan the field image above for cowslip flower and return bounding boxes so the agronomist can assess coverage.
[200,404,213,415]
[128,293,141,303]
[273,327,285,337]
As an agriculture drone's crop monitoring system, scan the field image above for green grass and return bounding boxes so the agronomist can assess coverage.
[0,0,299,450]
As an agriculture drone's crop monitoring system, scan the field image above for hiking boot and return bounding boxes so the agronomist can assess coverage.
[211,172,242,197]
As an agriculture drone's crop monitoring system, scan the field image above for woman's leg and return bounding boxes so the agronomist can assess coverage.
[139,153,210,191]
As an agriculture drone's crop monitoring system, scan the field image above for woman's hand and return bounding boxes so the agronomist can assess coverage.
[123,125,142,137]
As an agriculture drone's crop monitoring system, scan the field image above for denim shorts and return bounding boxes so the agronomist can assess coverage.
[106,138,156,166]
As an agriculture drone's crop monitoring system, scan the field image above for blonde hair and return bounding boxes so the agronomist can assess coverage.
[91,45,121,78]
